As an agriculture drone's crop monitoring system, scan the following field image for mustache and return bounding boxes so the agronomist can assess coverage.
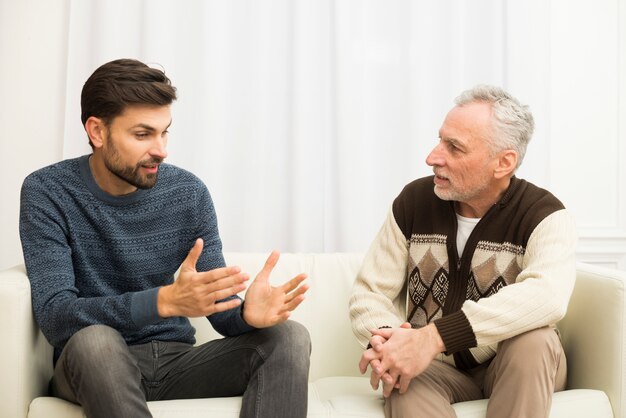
[138,157,164,166]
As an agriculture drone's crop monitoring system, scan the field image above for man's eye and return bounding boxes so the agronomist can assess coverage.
[135,132,148,139]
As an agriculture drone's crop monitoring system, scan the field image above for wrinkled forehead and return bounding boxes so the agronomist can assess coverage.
[439,102,493,144]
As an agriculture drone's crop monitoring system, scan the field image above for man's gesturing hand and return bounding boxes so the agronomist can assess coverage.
[242,250,309,328]
[158,239,249,318]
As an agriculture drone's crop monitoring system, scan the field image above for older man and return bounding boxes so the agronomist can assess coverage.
[349,85,576,418]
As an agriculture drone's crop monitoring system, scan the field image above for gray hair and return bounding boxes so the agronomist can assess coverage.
[455,85,534,169]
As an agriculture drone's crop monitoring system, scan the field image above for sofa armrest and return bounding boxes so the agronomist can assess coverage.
[0,264,53,418]
[558,262,626,418]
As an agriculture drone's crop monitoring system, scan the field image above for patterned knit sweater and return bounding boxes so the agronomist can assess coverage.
[20,155,253,362]
[349,176,577,370]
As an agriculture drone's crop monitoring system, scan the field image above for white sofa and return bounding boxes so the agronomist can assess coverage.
[1,253,624,418]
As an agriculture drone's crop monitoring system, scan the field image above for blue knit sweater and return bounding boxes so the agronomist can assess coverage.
[20,155,253,362]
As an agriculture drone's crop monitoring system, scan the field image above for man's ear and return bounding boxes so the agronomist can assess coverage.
[494,150,518,179]
[84,117,106,149]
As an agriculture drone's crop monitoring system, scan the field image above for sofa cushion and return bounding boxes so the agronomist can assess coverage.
[28,377,612,418]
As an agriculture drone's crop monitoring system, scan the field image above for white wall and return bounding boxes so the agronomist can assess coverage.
[1,0,625,270]
[547,0,626,269]
[0,0,69,269]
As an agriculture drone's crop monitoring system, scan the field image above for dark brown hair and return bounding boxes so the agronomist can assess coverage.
[81,58,177,131]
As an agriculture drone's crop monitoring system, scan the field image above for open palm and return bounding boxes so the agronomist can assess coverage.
[242,250,309,328]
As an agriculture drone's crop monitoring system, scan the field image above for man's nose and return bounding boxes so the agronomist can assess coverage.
[150,137,168,160]
[426,143,444,167]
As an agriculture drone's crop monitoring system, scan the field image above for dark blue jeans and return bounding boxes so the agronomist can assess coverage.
[51,321,311,418]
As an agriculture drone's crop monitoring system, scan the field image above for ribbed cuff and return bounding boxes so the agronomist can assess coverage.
[130,287,162,328]
[433,310,476,354]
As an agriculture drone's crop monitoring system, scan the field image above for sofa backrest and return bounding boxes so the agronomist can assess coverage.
[190,252,366,381]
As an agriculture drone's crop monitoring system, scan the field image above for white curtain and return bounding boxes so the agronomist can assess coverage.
[58,0,554,253]
[3,0,625,268]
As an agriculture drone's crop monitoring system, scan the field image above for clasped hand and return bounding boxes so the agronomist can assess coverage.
[358,322,444,397]
[158,238,309,328]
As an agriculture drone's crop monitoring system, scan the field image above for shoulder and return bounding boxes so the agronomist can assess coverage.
[505,178,565,220]
[23,157,81,188]
[153,164,215,210]
[21,157,84,203]
[157,164,208,190]
[485,178,569,246]
[157,163,206,187]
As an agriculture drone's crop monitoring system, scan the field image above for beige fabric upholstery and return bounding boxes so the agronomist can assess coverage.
[1,256,622,418]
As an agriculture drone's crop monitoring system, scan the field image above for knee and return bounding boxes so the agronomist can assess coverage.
[64,325,127,365]
[502,327,559,353]
[262,321,311,366]
[498,327,561,369]
[267,320,310,349]
[281,320,311,350]
[386,388,413,413]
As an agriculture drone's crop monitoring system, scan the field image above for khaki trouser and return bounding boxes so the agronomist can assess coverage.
[384,327,566,418]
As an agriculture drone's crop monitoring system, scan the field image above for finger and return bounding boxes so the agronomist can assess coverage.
[369,335,386,352]
[256,250,280,283]
[359,349,380,373]
[382,380,395,398]
[359,352,371,374]
[284,282,309,303]
[204,296,242,316]
[280,273,308,293]
[400,322,412,329]
[382,372,399,398]
[194,267,245,285]
[370,328,394,339]
[202,272,249,293]
[205,282,248,304]
[382,371,396,386]
[279,293,306,314]
[370,370,382,390]
[399,375,412,394]
[181,238,203,272]
[369,358,384,376]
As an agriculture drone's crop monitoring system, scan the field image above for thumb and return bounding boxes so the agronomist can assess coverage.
[181,238,203,272]
[256,250,280,283]
[400,322,412,329]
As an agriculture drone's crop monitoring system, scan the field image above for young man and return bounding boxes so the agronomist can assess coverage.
[20,58,311,418]
[349,85,577,418]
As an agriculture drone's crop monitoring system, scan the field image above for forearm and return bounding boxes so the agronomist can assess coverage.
[349,208,409,347]
[33,285,154,348]
[436,210,577,352]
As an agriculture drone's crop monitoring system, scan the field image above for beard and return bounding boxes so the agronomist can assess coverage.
[432,172,491,203]
[102,134,162,190]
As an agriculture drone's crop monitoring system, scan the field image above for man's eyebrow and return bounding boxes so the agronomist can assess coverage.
[131,123,156,132]
[130,120,172,131]
[441,136,464,149]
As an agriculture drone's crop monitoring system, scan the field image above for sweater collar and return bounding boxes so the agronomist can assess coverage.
[496,176,521,207]
[78,154,151,206]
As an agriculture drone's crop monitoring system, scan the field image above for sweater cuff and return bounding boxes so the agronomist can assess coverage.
[131,287,162,328]
[232,301,257,334]
[433,310,476,354]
